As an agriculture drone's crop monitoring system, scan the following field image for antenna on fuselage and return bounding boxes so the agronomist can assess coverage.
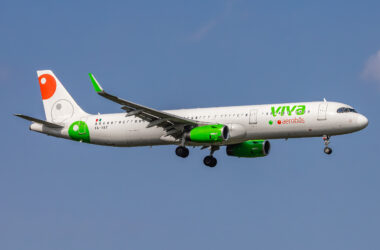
[323,98,327,102]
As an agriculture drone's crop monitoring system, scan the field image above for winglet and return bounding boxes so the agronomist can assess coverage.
[89,73,103,93]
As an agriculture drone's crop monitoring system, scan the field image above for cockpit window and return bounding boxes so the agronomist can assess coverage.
[337,107,357,113]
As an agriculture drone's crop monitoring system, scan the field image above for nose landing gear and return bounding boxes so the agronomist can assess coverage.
[323,136,332,155]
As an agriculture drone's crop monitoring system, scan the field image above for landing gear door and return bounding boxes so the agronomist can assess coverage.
[249,109,258,124]
[317,103,328,120]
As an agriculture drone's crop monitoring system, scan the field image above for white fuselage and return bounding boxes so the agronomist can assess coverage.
[31,101,368,147]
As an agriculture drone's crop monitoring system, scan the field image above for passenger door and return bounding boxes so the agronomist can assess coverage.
[317,103,328,120]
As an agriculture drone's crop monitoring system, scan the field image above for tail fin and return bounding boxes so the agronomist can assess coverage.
[37,70,88,123]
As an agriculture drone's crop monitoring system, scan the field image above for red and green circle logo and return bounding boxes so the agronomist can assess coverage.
[38,74,57,100]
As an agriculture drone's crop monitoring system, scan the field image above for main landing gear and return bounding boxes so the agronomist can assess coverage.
[174,142,219,167]
[323,135,332,155]
[203,146,219,168]
[175,146,189,158]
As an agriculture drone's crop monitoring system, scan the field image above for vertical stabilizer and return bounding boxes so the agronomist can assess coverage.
[37,70,88,123]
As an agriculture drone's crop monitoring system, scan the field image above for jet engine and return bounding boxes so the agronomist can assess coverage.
[226,140,270,158]
[186,124,229,143]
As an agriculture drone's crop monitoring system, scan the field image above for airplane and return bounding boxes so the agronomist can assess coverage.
[15,70,368,167]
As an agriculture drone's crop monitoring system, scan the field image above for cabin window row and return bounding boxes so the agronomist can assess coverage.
[95,110,313,125]
[265,110,310,115]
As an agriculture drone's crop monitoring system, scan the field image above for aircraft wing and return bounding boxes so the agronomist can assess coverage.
[89,73,201,138]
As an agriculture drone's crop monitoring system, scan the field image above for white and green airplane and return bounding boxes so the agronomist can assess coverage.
[16,70,368,167]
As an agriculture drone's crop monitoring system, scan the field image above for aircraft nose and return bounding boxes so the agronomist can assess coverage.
[357,114,369,129]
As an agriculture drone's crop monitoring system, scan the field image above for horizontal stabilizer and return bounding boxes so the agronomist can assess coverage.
[14,114,64,128]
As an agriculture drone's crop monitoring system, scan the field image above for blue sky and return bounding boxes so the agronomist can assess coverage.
[1,1,380,249]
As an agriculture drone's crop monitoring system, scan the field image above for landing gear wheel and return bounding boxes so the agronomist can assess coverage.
[324,147,332,155]
[175,146,189,158]
[322,136,332,155]
[203,156,217,167]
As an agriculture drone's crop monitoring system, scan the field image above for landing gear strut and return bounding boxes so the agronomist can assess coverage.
[175,134,190,158]
[323,136,332,155]
[203,146,219,167]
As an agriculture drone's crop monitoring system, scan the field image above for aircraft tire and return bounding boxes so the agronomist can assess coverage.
[176,146,189,158]
[324,147,332,155]
[204,156,217,167]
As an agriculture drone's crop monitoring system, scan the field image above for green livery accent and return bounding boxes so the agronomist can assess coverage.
[296,105,305,115]
[271,106,282,117]
[226,140,270,158]
[285,105,297,116]
[89,73,103,93]
[269,120,273,125]
[271,105,306,117]
[188,124,228,142]
[68,121,90,143]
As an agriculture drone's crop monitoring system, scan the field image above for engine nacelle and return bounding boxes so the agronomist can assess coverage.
[226,140,270,158]
[227,123,247,140]
[186,124,229,143]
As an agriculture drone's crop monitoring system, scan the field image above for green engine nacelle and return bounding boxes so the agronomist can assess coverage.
[186,124,229,143]
[226,140,270,158]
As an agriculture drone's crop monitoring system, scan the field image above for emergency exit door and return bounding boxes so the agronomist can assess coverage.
[249,109,258,124]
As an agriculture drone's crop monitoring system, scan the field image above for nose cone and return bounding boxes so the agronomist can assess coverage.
[357,114,369,129]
